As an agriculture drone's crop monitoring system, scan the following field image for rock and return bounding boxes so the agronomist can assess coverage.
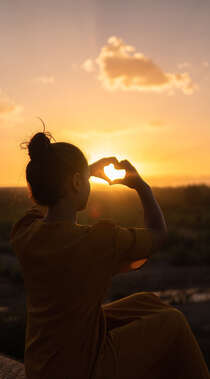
[0,354,25,379]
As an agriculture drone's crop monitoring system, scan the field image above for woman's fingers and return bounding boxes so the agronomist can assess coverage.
[99,157,119,167]
[89,157,138,187]
[99,172,112,184]
[89,157,119,173]
[118,160,134,170]
[109,178,124,186]
[109,160,141,188]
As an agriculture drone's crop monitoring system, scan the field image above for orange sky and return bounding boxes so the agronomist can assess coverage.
[0,0,210,187]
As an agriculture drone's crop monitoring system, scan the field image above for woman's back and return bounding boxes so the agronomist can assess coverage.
[11,206,121,379]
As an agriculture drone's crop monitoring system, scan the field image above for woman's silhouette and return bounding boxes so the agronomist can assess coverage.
[10,131,209,379]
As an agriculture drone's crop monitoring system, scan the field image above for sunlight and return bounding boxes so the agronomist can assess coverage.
[90,177,107,184]
[104,163,126,181]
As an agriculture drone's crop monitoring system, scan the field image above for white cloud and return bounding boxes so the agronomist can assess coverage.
[84,36,197,95]
[178,62,191,69]
[0,90,23,121]
[81,59,95,72]
[33,76,54,84]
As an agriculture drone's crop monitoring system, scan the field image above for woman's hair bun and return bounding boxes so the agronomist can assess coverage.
[28,132,51,161]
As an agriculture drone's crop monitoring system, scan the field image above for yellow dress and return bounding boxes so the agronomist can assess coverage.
[10,206,209,379]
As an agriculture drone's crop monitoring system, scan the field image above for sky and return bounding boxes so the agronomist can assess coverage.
[0,0,210,187]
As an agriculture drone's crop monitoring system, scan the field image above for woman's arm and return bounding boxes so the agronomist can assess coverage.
[110,160,168,253]
[89,158,167,274]
[135,179,167,233]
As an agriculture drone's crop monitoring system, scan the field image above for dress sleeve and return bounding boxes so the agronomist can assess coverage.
[112,225,160,275]
[10,205,45,241]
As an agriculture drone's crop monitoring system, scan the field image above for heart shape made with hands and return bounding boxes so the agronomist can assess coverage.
[103,163,126,181]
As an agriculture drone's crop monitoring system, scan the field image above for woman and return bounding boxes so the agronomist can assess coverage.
[10,131,209,379]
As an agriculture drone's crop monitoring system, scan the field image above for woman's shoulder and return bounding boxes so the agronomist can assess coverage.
[89,218,116,233]
[85,218,117,247]
[10,205,45,241]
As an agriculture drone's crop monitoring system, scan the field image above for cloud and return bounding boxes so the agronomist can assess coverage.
[202,61,209,68]
[69,127,141,139]
[83,36,197,95]
[67,121,165,141]
[178,62,191,69]
[0,90,23,121]
[33,76,54,84]
[81,59,96,72]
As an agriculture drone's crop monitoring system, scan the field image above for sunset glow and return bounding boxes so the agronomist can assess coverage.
[0,1,210,187]
[104,164,126,181]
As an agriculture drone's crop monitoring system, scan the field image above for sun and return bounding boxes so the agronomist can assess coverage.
[104,163,126,181]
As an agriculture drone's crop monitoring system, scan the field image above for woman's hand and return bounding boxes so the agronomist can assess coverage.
[89,157,120,184]
[109,160,144,189]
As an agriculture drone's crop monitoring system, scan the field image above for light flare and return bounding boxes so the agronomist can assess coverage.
[104,163,126,181]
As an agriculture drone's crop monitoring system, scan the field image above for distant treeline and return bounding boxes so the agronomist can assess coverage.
[0,185,210,266]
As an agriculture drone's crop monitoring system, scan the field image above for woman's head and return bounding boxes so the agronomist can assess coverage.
[25,132,90,210]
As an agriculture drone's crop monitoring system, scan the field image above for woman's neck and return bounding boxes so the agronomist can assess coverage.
[44,198,77,223]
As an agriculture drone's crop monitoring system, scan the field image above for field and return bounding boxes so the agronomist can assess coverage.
[0,185,210,368]
[1,184,210,266]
